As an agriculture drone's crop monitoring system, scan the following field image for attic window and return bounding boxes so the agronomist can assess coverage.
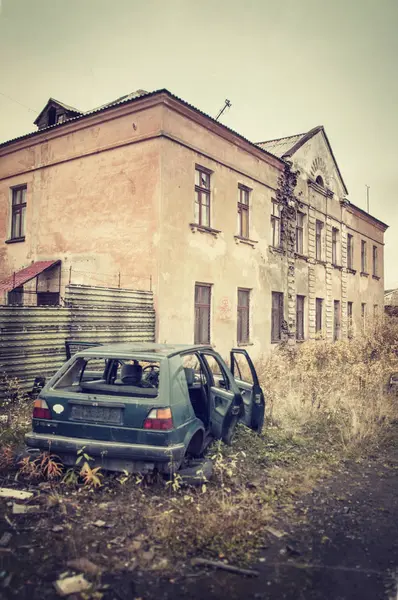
[48,107,57,126]
[315,175,324,187]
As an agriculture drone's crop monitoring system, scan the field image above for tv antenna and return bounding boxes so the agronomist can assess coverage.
[365,184,370,213]
[215,99,231,121]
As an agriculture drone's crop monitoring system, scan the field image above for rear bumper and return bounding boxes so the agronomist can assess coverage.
[25,432,186,473]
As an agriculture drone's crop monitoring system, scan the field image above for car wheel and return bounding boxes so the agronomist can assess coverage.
[177,458,213,486]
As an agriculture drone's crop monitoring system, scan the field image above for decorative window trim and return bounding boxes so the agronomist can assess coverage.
[194,165,212,228]
[189,223,221,237]
[294,253,309,262]
[234,235,258,247]
[360,271,369,278]
[347,268,357,275]
[5,236,25,244]
[372,275,381,281]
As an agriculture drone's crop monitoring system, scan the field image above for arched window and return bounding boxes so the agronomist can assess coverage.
[316,175,324,187]
[48,107,57,126]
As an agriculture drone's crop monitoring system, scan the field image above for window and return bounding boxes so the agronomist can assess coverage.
[237,185,250,238]
[347,301,353,338]
[194,283,211,344]
[48,106,57,126]
[37,292,60,306]
[347,234,354,269]
[315,298,323,335]
[316,175,324,187]
[334,300,341,341]
[315,220,323,260]
[271,292,284,342]
[372,246,378,276]
[7,287,23,305]
[373,304,378,318]
[361,303,366,330]
[332,228,339,265]
[237,288,250,344]
[361,240,367,273]
[296,295,305,341]
[10,186,27,240]
[194,166,211,227]
[296,212,304,254]
[271,202,281,248]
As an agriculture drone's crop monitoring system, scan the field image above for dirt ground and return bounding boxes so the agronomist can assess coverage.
[1,433,398,600]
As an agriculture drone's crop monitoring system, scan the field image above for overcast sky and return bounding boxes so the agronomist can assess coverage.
[0,0,397,287]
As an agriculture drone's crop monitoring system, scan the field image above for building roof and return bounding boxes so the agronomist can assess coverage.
[257,125,349,196]
[0,260,60,294]
[0,89,283,166]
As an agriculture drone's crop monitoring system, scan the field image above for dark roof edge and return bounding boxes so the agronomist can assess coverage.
[347,202,388,231]
[0,89,285,167]
[256,132,307,146]
[33,98,82,125]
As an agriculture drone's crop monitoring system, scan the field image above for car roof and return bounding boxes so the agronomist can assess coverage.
[75,342,214,360]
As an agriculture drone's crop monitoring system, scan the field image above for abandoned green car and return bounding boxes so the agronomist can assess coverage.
[25,343,265,473]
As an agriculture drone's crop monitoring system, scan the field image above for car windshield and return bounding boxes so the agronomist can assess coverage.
[53,356,160,398]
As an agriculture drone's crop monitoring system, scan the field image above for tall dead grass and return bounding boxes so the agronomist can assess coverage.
[256,317,398,453]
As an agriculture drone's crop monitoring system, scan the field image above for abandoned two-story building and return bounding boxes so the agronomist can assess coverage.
[0,89,388,358]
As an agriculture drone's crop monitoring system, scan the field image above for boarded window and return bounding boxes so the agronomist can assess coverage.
[271,202,281,248]
[372,246,378,276]
[37,292,60,306]
[347,301,353,338]
[11,186,27,240]
[237,185,250,238]
[296,295,305,341]
[7,287,23,305]
[316,220,323,260]
[334,300,340,341]
[194,284,211,344]
[361,240,367,273]
[194,166,211,227]
[296,212,304,254]
[237,288,250,344]
[347,234,354,269]
[315,298,323,334]
[271,292,284,342]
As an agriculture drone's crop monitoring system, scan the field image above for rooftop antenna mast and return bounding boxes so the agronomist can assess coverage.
[365,184,370,213]
[215,99,231,121]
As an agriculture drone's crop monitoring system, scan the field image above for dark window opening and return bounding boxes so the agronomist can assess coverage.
[296,212,304,254]
[37,292,60,306]
[8,287,23,305]
[271,291,284,342]
[194,283,211,344]
[347,234,354,269]
[316,175,324,187]
[296,295,305,340]
[334,300,341,341]
[372,246,378,276]
[361,240,367,272]
[237,288,250,344]
[347,301,353,338]
[316,220,323,260]
[271,202,281,248]
[10,186,27,240]
[194,166,211,227]
[332,227,339,265]
[48,107,57,126]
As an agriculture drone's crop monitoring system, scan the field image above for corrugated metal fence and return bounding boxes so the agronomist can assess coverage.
[0,284,155,397]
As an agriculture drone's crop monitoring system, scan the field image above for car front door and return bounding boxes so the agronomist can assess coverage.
[230,349,265,432]
[200,352,238,441]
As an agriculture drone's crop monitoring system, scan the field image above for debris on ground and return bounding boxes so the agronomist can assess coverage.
[92,519,113,528]
[66,557,102,576]
[0,488,33,500]
[12,503,41,515]
[191,557,259,577]
[0,532,12,547]
[53,573,91,597]
[265,526,286,539]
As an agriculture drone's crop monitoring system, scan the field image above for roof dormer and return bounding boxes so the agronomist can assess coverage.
[34,98,82,130]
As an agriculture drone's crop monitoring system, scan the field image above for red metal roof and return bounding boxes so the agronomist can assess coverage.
[0,260,60,293]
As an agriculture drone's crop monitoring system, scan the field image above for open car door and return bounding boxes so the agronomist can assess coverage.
[230,349,265,432]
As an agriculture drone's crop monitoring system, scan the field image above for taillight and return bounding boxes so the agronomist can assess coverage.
[143,408,173,430]
[33,398,52,420]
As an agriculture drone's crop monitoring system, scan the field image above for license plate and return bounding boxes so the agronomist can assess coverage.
[70,404,123,425]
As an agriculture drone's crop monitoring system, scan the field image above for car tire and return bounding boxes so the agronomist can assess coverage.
[177,458,213,486]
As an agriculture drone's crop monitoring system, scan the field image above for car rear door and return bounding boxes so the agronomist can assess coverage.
[200,352,238,441]
[230,349,265,432]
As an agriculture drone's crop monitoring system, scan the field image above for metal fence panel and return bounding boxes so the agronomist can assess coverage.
[0,285,155,398]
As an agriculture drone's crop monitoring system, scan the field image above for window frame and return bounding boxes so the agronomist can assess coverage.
[237,185,250,239]
[332,227,339,265]
[361,240,367,273]
[10,185,27,241]
[372,245,378,277]
[347,301,353,338]
[296,295,305,341]
[237,288,250,345]
[271,201,282,248]
[194,283,212,344]
[194,165,212,228]
[296,212,305,254]
[271,291,284,343]
[361,302,366,330]
[333,300,341,341]
[315,220,324,260]
[347,233,354,270]
[315,298,323,335]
